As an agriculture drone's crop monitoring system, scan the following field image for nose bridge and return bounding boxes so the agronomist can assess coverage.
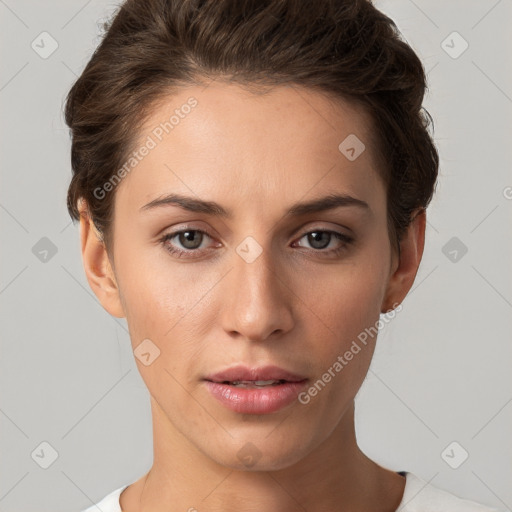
[222,234,293,341]
[234,236,277,298]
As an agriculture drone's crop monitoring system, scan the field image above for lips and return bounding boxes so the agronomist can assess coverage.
[203,365,308,414]
[204,365,307,385]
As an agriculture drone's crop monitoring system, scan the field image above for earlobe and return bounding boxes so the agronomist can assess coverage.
[79,208,125,319]
[381,208,426,313]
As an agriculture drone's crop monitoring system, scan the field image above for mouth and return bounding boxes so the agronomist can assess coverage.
[209,379,293,388]
[204,364,307,384]
[203,365,308,414]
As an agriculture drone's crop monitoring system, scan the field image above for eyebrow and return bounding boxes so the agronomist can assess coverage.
[139,192,371,218]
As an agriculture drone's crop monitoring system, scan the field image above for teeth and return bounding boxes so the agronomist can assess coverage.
[228,379,284,387]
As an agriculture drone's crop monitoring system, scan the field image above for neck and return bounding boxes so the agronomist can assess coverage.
[121,398,405,512]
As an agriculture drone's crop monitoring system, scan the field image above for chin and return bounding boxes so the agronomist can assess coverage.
[203,433,312,472]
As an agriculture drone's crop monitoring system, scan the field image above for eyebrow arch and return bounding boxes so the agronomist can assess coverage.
[139,192,371,217]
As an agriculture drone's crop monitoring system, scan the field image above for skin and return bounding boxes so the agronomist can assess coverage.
[79,82,426,512]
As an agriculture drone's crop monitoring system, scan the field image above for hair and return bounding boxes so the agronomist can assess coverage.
[65,0,439,262]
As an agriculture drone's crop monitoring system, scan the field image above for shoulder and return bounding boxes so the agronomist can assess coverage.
[80,484,128,512]
[398,472,502,512]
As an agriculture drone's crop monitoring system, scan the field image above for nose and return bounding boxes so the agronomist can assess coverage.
[220,238,295,342]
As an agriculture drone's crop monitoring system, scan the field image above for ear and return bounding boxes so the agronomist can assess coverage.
[79,205,125,318]
[381,207,426,313]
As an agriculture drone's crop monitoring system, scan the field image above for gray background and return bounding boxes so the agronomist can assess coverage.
[1,1,511,511]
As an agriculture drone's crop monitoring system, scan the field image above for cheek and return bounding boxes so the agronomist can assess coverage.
[294,254,388,398]
[297,273,383,414]
[301,260,386,340]
[116,265,203,407]
[115,239,191,323]
[115,249,222,375]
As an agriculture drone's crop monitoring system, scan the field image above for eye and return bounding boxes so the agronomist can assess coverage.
[160,229,217,258]
[293,230,354,256]
[159,227,354,259]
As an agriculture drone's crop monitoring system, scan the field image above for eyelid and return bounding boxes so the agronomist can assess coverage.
[162,226,218,244]
[293,228,354,249]
[296,223,352,236]
[301,215,358,233]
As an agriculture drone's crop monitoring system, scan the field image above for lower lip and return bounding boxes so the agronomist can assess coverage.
[204,380,308,414]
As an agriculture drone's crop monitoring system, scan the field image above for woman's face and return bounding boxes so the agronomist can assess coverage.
[85,82,414,471]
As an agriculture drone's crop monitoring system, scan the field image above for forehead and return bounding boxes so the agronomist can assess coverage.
[114,82,385,217]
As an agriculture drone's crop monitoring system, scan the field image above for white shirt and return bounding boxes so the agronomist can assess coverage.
[81,471,501,512]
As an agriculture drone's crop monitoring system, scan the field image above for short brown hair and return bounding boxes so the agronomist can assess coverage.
[65,0,439,260]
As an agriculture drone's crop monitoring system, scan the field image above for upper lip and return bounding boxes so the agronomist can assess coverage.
[204,365,307,383]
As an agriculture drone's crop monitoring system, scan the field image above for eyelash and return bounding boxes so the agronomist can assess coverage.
[159,227,354,259]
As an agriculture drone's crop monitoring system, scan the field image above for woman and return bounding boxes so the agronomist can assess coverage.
[65,0,500,510]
